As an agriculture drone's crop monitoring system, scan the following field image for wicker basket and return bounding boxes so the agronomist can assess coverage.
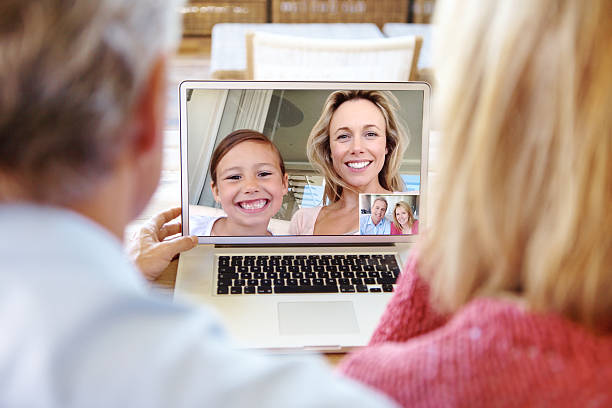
[182,1,268,36]
[411,0,435,23]
[271,0,408,27]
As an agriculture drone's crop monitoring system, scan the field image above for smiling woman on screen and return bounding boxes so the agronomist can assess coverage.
[289,90,408,235]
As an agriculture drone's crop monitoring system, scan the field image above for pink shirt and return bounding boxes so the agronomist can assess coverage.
[289,207,322,235]
[339,254,612,407]
[390,220,419,235]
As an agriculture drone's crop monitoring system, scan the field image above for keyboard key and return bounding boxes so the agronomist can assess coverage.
[234,279,245,286]
[313,278,324,286]
[230,287,242,294]
[266,272,278,279]
[218,272,238,280]
[299,278,311,286]
[317,272,330,279]
[370,287,382,293]
[240,272,252,280]
[217,279,232,287]
[237,266,248,273]
[343,271,356,279]
[377,277,396,285]
[217,286,229,294]
[274,285,338,294]
[356,285,369,293]
[364,278,376,285]
[292,272,303,279]
[257,286,272,294]
[340,285,356,293]
[338,278,350,285]
[244,286,256,294]
[273,278,284,286]
[280,272,290,279]
[254,272,264,279]
[351,278,363,285]
[260,279,272,286]
[382,284,394,292]
[287,278,298,286]
[247,279,258,286]
[305,272,316,279]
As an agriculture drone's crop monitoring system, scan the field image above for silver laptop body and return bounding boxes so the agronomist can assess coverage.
[175,81,430,351]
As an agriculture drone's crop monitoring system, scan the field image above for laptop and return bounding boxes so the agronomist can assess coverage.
[175,81,430,351]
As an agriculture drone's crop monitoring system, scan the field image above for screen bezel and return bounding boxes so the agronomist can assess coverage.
[179,81,430,245]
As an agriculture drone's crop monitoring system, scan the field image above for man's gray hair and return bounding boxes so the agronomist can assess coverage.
[0,0,182,203]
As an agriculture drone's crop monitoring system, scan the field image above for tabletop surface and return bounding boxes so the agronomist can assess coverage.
[210,23,385,77]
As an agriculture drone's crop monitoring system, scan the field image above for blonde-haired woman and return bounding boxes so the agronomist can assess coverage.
[289,90,408,235]
[390,201,418,235]
[339,0,612,406]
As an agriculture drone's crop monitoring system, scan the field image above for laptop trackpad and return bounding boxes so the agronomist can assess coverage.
[278,301,359,336]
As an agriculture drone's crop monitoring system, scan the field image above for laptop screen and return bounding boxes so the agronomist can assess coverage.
[179,81,430,245]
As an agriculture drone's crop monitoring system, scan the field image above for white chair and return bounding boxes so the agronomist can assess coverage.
[246,31,422,81]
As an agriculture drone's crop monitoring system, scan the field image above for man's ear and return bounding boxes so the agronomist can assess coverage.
[131,56,166,155]
[125,55,167,220]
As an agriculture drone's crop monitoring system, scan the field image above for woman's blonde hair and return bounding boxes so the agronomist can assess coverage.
[420,0,612,331]
[307,90,408,204]
[392,201,415,232]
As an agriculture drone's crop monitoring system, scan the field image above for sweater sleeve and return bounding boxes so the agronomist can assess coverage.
[368,251,447,345]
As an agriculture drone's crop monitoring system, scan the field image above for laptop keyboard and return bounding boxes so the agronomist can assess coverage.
[216,254,400,295]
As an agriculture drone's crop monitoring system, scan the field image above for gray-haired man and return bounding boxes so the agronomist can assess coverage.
[0,1,394,406]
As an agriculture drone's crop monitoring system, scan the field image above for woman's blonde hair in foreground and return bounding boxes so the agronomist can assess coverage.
[420,0,612,331]
[307,90,409,204]
[392,201,415,232]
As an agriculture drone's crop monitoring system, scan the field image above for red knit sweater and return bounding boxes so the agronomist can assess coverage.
[338,254,612,407]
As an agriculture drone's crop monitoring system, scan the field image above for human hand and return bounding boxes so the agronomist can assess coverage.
[127,207,198,281]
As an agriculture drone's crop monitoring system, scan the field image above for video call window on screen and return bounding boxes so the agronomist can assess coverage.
[186,88,423,237]
[359,193,419,236]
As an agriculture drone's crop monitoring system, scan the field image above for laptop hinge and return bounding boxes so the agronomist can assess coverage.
[214,243,396,248]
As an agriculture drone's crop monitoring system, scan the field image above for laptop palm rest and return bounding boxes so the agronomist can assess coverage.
[278,301,359,336]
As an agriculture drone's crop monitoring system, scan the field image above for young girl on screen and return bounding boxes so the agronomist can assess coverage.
[191,129,288,236]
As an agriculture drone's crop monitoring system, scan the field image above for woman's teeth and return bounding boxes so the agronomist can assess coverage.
[347,161,370,169]
[239,199,267,210]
